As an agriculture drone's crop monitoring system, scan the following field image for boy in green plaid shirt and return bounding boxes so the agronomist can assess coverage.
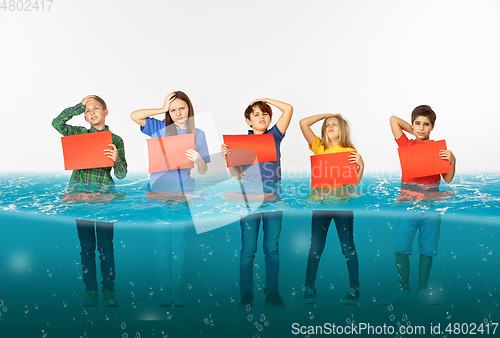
[52,95,127,307]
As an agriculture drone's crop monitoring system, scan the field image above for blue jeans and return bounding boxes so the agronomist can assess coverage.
[154,223,187,293]
[76,219,115,292]
[240,211,283,296]
[305,211,359,289]
[395,212,441,257]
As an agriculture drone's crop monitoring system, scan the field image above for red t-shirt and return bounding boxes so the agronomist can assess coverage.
[396,133,441,184]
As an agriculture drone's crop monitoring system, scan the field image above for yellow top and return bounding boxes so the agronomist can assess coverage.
[309,135,356,191]
[309,135,355,155]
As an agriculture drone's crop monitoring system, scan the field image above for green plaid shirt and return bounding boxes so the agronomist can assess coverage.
[52,103,127,193]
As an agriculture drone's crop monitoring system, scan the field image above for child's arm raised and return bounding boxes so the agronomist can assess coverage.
[253,98,293,134]
[52,95,95,136]
[440,150,456,183]
[131,92,175,127]
[220,144,244,180]
[389,115,413,140]
[299,113,331,146]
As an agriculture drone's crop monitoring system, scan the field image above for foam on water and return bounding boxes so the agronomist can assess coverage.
[0,173,499,225]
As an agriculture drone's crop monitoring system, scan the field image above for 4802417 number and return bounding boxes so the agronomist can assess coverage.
[445,323,498,335]
[1,0,53,11]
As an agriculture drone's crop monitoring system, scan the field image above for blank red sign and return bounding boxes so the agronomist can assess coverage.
[310,152,358,188]
[147,133,195,173]
[223,134,277,167]
[61,131,113,170]
[398,140,451,179]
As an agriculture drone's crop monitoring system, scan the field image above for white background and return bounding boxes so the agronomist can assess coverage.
[1,0,499,175]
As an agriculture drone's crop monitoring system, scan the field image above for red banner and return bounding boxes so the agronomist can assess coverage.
[223,134,277,167]
[398,140,451,179]
[147,134,195,173]
[61,131,113,170]
[310,152,358,188]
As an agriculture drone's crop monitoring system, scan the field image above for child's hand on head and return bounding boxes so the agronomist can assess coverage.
[220,143,231,156]
[162,92,176,112]
[250,98,267,105]
[104,144,119,162]
[81,95,96,106]
[439,150,455,164]
[186,149,203,165]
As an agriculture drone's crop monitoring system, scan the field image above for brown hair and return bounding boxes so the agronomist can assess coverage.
[164,91,196,142]
[244,101,273,121]
[411,105,436,126]
[89,95,107,110]
[320,115,356,150]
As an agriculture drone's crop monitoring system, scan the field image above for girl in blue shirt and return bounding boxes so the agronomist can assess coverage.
[131,91,210,194]
[131,91,210,307]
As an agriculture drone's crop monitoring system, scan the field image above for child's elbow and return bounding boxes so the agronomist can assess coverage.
[130,112,138,123]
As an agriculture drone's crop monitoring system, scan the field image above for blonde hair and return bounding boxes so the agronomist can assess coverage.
[320,115,356,150]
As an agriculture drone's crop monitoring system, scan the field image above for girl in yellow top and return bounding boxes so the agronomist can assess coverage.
[299,113,364,305]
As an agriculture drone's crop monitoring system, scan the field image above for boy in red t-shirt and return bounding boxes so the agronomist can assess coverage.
[383,105,456,305]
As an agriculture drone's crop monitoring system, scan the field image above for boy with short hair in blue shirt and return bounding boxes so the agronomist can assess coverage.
[221,98,293,309]
[52,95,127,307]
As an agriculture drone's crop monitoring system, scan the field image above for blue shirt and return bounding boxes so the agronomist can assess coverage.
[141,117,210,192]
[241,124,284,186]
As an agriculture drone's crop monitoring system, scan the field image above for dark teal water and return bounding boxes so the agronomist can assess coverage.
[0,173,499,337]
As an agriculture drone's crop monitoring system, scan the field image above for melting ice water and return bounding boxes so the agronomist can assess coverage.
[0,172,500,337]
